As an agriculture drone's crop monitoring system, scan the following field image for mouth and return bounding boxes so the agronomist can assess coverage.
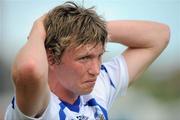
[84,79,96,85]
[86,78,96,82]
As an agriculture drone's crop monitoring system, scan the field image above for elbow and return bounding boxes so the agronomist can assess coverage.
[12,60,43,86]
[159,23,171,48]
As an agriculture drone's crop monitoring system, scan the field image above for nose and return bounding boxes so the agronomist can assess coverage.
[88,59,100,76]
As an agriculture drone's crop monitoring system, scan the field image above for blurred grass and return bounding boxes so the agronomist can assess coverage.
[132,69,180,103]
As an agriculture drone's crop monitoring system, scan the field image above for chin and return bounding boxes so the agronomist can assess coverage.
[81,87,94,95]
[78,83,96,95]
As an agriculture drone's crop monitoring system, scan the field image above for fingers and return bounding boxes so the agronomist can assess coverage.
[37,13,48,23]
[28,14,47,41]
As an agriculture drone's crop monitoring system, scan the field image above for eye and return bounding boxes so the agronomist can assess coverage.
[80,56,90,61]
[98,53,103,59]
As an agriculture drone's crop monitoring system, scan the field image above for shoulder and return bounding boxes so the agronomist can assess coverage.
[5,92,60,120]
[98,55,129,88]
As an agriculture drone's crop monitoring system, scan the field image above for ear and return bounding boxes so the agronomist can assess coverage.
[46,49,55,68]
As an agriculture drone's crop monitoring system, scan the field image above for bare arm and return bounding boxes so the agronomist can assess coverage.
[12,15,50,117]
[107,20,170,85]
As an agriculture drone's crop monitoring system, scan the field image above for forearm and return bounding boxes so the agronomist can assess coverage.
[107,20,170,49]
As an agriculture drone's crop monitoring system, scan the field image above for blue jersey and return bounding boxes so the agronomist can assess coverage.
[5,55,129,120]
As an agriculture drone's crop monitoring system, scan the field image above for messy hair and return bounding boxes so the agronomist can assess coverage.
[44,1,107,64]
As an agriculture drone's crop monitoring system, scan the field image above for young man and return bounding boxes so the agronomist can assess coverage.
[5,1,170,120]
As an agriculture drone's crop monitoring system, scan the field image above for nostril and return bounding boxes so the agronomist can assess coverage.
[88,65,100,76]
[87,58,101,76]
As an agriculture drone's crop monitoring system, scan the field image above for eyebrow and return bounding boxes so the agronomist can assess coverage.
[80,49,105,57]
[73,43,105,56]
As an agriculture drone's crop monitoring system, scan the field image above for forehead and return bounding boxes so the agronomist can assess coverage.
[66,43,104,56]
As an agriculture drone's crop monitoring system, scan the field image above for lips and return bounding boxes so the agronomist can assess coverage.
[85,78,96,83]
[84,79,96,85]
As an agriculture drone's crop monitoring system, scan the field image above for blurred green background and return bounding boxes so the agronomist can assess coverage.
[0,0,179,120]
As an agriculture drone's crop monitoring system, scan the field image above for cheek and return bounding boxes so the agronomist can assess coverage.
[61,64,86,93]
[70,63,86,80]
[63,63,87,83]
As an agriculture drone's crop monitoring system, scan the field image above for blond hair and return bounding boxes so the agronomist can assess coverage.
[44,1,107,64]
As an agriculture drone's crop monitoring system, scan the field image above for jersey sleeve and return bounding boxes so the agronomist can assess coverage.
[92,55,129,110]
[4,92,60,120]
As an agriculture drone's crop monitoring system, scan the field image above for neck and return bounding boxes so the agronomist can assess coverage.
[48,77,78,104]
